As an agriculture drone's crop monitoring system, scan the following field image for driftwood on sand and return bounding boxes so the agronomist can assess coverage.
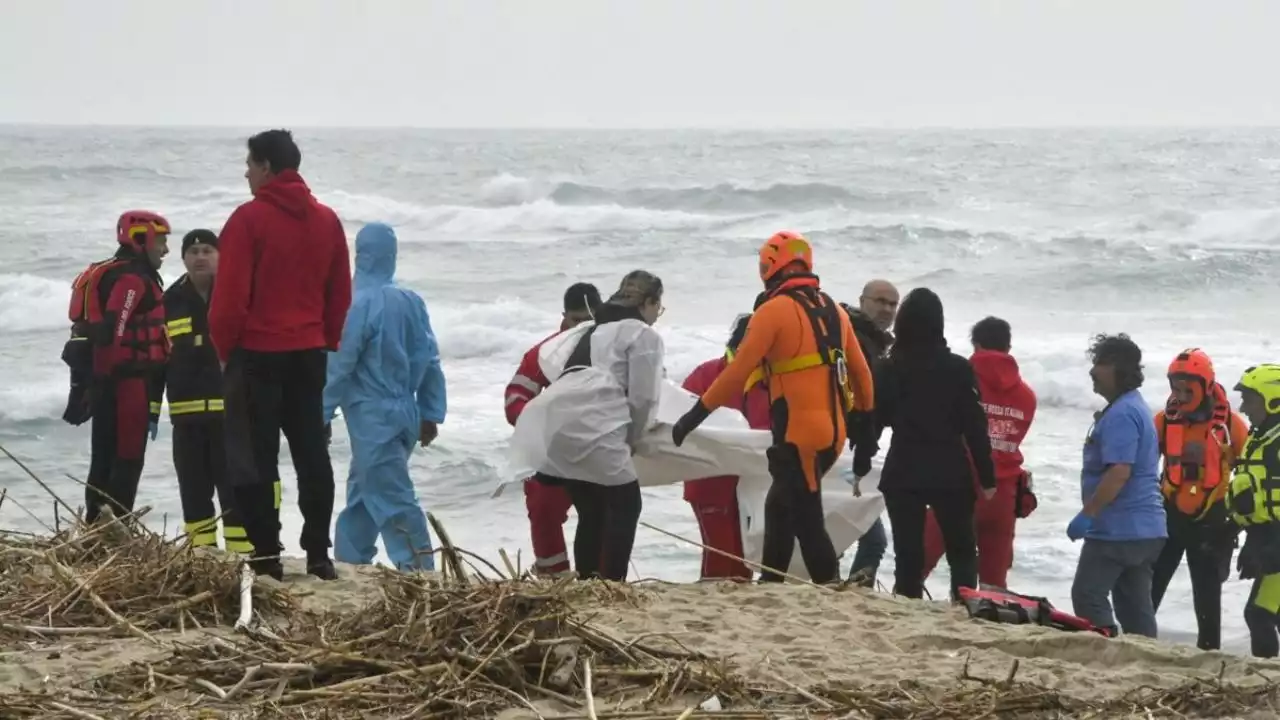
[1,478,1280,718]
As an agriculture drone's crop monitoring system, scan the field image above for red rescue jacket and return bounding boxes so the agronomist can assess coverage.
[682,355,772,505]
[970,349,1037,484]
[504,318,574,426]
[73,259,169,378]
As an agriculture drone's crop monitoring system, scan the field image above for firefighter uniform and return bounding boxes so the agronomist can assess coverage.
[161,274,251,552]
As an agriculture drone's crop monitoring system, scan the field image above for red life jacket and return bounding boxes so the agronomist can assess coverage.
[1160,382,1235,519]
[957,586,1115,637]
[68,258,168,376]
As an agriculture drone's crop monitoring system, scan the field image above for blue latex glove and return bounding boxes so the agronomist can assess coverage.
[148,421,159,441]
[1066,512,1093,541]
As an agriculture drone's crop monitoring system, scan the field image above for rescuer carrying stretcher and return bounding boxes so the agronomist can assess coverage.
[671,231,876,584]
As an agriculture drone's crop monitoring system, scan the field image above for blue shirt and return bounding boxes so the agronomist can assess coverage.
[1080,389,1167,541]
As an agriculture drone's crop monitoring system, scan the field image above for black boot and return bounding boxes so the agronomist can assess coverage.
[250,557,284,582]
[307,554,338,581]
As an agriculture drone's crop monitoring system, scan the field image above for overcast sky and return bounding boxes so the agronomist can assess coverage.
[3,0,1278,128]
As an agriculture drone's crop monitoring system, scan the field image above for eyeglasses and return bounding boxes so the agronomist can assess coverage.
[861,295,898,310]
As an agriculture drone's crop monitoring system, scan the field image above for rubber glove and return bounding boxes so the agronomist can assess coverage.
[1066,512,1093,541]
[148,420,158,441]
[672,401,712,448]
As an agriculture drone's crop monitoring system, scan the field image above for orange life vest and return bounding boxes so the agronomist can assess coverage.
[67,257,168,375]
[1160,381,1235,519]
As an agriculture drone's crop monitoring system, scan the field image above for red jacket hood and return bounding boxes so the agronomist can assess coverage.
[683,356,772,431]
[971,349,1022,392]
[968,348,1036,482]
[254,169,316,219]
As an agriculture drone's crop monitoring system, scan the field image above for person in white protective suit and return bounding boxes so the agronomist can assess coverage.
[512,270,666,581]
[322,222,448,572]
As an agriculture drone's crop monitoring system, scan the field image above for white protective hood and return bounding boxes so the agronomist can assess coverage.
[501,324,885,581]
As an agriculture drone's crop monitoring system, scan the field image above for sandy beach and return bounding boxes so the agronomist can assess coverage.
[5,518,1280,720]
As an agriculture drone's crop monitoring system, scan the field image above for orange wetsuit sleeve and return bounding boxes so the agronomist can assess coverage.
[839,311,874,412]
[1229,412,1249,456]
[701,303,781,411]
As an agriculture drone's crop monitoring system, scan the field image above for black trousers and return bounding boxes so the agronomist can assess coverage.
[1150,516,1237,651]
[540,474,641,582]
[885,485,977,599]
[223,349,335,562]
[760,443,839,585]
[172,419,251,552]
[86,376,151,523]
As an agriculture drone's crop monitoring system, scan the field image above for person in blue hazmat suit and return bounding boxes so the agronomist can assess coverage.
[322,222,448,572]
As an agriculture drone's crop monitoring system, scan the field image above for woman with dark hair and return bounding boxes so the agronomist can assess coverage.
[509,270,666,582]
[1068,333,1166,638]
[873,288,996,600]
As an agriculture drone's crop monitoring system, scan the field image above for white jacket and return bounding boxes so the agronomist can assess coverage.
[508,318,664,486]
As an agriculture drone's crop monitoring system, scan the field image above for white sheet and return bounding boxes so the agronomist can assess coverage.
[499,379,884,580]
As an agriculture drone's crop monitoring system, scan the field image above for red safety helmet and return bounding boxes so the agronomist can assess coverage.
[758,230,813,284]
[116,210,171,251]
[1167,348,1215,411]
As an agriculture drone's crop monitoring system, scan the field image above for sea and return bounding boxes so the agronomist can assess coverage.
[2,126,1279,654]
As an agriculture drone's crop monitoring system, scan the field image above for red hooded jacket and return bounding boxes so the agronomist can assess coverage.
[681,355,772,504]
[970,349,1036,484]
[209,170,352,364]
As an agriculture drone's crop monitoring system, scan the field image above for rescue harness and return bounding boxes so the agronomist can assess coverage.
[1227,423,1280,528]
[744,283,856,450]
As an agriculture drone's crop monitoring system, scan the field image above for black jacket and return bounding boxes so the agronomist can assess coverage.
[844,307,892,375]
[843,306,893,473]
[159,275,224,424]
[873,344,996,493]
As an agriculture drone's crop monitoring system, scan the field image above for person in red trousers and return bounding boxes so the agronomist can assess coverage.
[921,316,1037,589]
[505,283,602,577]
[681,313,772,580]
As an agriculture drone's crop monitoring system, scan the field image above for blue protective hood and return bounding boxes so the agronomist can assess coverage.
[354,222,397,289]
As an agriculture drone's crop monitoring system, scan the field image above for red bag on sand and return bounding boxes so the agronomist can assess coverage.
[957,586,1115,638]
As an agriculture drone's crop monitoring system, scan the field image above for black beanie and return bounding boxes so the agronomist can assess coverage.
[182,229,218,255]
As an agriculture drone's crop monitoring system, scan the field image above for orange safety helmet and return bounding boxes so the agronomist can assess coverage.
[1167,348,1215,411]
[116,210,171,252]
[758,230,813,284]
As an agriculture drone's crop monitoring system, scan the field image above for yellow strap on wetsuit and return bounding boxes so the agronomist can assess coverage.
[745,349,854,407]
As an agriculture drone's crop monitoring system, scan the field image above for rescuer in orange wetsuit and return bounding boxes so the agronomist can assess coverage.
[1150,348,1248,650]
[671,231,876,584]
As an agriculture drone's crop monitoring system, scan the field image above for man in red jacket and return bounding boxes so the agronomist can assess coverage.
[210,129,353,581]
[681,313,771,581]
[504,282,602,577]
[921,316,1037,589]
